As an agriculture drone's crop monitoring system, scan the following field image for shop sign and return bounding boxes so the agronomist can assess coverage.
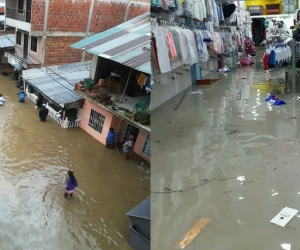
[7,54,21,67]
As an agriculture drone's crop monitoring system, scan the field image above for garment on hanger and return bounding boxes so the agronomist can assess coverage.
[212,0,220,28]
[152,26,172,73]
[144,78,151,93]
[151,37,160,72]
[137,74,146,86]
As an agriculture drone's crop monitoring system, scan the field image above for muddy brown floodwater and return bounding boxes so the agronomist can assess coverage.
[0,75,150,250]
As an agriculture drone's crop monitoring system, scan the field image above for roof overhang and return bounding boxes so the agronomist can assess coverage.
[70,13,151,75]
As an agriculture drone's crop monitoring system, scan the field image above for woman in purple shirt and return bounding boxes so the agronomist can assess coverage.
[64,170,78,197]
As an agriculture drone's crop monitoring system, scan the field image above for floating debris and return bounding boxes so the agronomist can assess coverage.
[270,207,298,227]
[241,178,258,185]
[177,218,210,249]
[226,130,239,135]
[237,219,245,225]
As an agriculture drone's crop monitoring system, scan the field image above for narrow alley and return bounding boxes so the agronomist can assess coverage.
[152,52,300,250]
[0,75,150,250]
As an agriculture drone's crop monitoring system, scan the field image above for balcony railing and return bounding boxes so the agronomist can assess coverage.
[6,8,31,23]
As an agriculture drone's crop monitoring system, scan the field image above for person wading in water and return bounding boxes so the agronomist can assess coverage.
[122,135,135,160]
[64,170,78,197]
[39,104,49,121]
[17,88,26,103]
[0,94,5,106]
[106,128,117,148]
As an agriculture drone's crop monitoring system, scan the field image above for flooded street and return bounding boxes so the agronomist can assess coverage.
[0,75,150,250]
[151,56,300,249]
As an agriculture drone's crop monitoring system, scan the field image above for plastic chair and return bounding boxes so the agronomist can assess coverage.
[133,100,150,114]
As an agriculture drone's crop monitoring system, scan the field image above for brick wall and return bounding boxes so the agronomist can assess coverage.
[31,0,149,33]
[90,2,150,32]
[31,0,46,31]
[6,0,17,9]
[46,0,90,32]
[44,36,92,66]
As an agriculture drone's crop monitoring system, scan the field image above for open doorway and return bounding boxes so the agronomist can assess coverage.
[121,123,139,143]
[252,18,265,46]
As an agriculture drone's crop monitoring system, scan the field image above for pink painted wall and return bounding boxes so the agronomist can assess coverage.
[79,101,115,145]
[80,101,151,163]
[80,101,128,144]
[134,130,150,163]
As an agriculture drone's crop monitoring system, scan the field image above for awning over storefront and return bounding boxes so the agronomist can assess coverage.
[70,13,151,75]
[4,51,38,69]
[0,34,15,48]
[22,61,92,109]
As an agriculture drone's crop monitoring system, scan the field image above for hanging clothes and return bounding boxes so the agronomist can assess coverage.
[151,37,160,72]
[152,25,172,73]
[137,74,146,86]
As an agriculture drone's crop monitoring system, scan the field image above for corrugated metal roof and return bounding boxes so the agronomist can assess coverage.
[0,34,15,48]
[71,13,151,75]
[22,61,91,108]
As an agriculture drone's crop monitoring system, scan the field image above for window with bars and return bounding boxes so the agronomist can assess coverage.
[30,36,37,52]
[88,109,105,134]
[16,32,21,45]
[142,134,151,158]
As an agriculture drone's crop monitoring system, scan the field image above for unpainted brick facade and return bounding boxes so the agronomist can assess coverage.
[12,0,150,66]
[44,36,92,66]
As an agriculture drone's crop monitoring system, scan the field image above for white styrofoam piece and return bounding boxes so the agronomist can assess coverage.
[270,207,299,227]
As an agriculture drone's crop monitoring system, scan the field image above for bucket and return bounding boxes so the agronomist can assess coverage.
[83,79,94,89]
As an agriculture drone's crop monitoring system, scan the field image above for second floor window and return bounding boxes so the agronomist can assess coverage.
[16,32,21,45]
[30,36,37,52]
[18,0,24,13]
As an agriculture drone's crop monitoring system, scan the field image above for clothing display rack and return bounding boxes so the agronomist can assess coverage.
[151,2,252,78]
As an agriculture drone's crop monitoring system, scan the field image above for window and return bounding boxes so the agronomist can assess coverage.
[88,109,105,134]
[142,134,151,158]
[18,0,24,13]
[16,32,21,45]
[30,36,37,52]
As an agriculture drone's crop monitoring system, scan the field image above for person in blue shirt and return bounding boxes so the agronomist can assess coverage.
[106,127,117,148]
[17,88,26,103]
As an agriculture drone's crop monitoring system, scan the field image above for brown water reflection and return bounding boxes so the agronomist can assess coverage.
[0,75,150,250]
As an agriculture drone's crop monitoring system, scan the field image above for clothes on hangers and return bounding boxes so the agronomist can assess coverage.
[151,21,215,73]
[152,25,172,73]
[151,37,160,73]
[137,74,146,86]
[262,43,291,70]
[144,78,151,93]
[135,73,152,93]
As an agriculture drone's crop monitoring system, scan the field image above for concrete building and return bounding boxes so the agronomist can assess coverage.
[5,0,150,69]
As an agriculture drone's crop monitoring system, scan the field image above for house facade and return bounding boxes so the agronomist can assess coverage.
[5,0,150,69]
[80,95,151,162]
[71,14,151,162]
